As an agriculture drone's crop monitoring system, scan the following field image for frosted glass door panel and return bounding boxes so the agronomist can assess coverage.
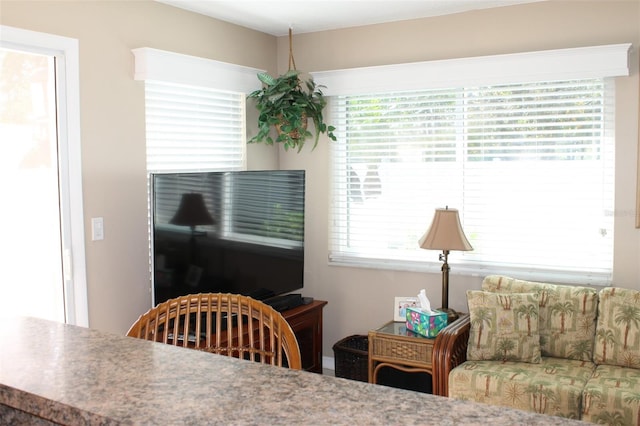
[0,48,65,322]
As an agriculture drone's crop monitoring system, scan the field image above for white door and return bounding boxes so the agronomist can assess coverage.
[0,26,88,326]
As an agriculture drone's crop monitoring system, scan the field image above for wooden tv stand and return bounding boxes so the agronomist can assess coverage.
[281,300,327,373]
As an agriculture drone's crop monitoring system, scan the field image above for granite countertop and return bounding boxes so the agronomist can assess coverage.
[0,317,587,425]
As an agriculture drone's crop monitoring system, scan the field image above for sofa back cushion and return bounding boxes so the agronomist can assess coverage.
[594,287,640,368]
[482,275,598,361]
[466,290,541,363]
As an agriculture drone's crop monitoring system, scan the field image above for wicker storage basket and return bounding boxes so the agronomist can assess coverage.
[332,335,369,382]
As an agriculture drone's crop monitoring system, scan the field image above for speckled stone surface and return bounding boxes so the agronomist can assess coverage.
[0,317,588,425]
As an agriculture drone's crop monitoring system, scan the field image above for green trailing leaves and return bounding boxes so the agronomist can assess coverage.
[256,72,276,86]
[247,71,336,152]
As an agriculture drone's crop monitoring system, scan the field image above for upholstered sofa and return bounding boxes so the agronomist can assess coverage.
[431,275,640,424]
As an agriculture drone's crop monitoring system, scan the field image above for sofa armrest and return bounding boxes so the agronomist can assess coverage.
[432,313,470,397]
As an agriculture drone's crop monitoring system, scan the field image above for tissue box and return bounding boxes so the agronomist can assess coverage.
[405,307,447,338]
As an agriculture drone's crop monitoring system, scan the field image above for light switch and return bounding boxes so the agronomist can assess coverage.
[92,217,104,241]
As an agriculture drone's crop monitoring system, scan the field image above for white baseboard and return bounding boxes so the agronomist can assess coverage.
[322,355,335,371]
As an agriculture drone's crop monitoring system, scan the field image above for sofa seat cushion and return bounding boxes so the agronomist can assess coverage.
[582,364,640,424]
[482,275,598,361]
[449,357,595,419]
[595,287,640,368]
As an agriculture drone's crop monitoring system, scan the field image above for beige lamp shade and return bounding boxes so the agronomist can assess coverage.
[419,207,473,251]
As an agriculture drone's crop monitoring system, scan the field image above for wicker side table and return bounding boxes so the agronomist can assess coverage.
[368,321,435,391]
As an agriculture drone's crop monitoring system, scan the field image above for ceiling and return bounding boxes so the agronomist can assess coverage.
[156,0,542,36]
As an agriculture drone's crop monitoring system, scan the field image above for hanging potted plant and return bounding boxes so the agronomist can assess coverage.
[247,29,336,152]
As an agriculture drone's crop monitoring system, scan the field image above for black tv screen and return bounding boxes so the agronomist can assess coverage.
[151,170,305,305]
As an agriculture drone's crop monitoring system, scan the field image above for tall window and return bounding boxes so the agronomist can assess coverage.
[332,79,614,277]
[319,44,630,285]
[134,48,262,299]
[330,78,615,284]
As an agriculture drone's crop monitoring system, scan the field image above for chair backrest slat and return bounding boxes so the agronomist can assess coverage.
[127,293,301,370]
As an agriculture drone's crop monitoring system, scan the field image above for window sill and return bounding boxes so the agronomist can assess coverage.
[328,255,611,287]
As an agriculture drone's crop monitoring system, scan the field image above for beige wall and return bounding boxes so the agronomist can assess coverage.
[276,0,640,357]
[1,0,278,334]
[1,1,639,359]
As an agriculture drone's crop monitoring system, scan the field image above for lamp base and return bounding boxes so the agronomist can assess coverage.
[438,307,459,325]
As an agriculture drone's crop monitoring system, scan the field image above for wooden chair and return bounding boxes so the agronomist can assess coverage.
[126,293,302,370]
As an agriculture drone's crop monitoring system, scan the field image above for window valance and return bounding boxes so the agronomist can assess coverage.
[132,47,264,94]
[312,43,631,96]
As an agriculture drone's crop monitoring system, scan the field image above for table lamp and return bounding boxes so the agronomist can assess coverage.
[419,206,473,323]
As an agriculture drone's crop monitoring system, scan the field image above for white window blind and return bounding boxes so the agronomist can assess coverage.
[145,80,245,173]
[330,78,616,285]
[134,46,264,174]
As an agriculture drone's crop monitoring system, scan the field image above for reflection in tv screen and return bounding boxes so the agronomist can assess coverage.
[151,170,305,305]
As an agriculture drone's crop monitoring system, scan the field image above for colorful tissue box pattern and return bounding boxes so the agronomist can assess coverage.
[405,307,447,338]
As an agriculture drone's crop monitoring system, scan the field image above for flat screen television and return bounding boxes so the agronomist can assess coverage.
[151,170,305,306]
